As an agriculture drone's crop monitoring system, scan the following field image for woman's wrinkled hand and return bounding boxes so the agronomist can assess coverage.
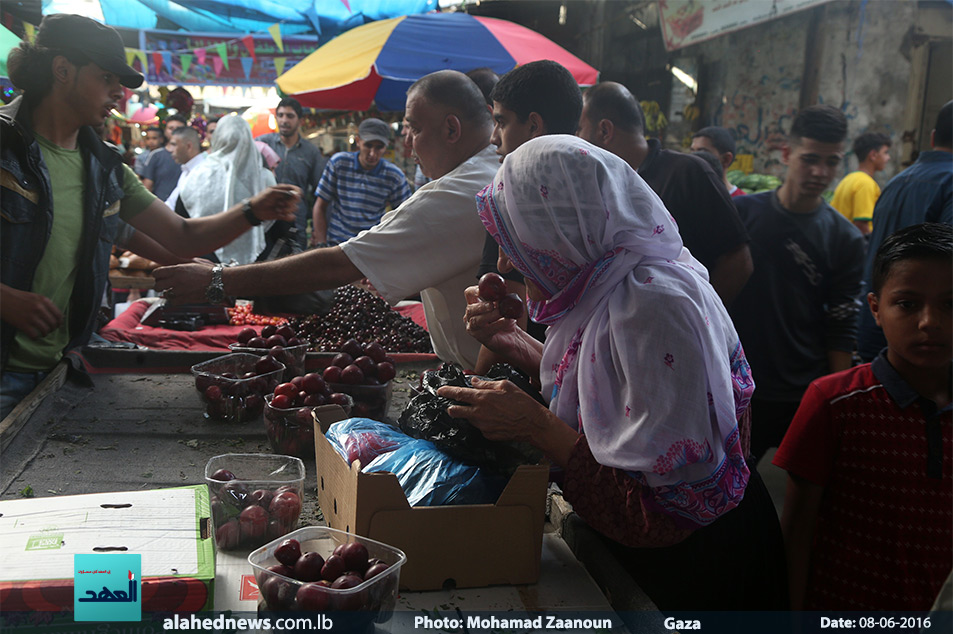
[462,285,522,353]
[437,377,549,444]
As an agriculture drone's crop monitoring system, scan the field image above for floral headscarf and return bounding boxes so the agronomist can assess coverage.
[476,135,752,527]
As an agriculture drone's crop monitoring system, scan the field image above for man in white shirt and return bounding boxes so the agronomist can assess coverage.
[155,70,498,369]
[165,126,206,214]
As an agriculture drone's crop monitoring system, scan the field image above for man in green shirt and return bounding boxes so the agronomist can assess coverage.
[0,14,301,418]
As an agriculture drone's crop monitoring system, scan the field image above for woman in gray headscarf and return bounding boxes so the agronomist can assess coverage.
[179,114,276,264]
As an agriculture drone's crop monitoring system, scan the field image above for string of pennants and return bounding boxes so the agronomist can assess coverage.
[14,17,290,81]
[127,23,287,80]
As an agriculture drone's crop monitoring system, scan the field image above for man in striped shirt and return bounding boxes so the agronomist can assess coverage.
[311,118,412,245]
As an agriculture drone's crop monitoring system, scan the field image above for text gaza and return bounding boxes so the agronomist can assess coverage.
[665,617,701,630]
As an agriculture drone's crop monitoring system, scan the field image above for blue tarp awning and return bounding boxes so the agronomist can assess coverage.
[41,0,436,37]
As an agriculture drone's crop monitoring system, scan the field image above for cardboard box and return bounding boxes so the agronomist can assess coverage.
[314,410,550,591]
[0,486,215,612]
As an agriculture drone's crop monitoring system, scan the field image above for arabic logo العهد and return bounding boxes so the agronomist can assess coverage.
[73,554,141,622]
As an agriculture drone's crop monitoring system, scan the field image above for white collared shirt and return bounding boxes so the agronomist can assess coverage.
[164,151,207,211]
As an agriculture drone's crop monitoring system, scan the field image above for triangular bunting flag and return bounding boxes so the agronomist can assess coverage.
[214,43,229,71]
[241,35,256,61]
[212,56,224,76]
[137,50,148,72]
[240,57,253,80]
[161,51,173,76]
[274,57,286,77]
[23,23,35,42]
[340,0,351,13]
[180,53,193,77]
[195,48,206,65]
[126,48,136,66]
[268,24,283,52]
[152,51,164,74]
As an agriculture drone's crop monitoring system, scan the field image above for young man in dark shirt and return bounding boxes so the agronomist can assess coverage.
[730,104,866,461]
[257,97,327,249]
[577,82,752,305]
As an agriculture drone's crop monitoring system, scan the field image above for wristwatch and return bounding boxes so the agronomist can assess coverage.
[242,198,261,226]
[206,264,226,304]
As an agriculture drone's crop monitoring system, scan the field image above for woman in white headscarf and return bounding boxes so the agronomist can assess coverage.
[178,114,276,264]
[438,136,786,611]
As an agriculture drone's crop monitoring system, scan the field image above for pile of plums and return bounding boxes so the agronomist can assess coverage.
[321,340,394,419]
[207,468,302,550]
[478,272,524,319]
[236,323,308,350]
[292,285,433,353]
[234,325,309,379]
[193,354,284,422]
[264,374,353,459]
[258,538,392,611]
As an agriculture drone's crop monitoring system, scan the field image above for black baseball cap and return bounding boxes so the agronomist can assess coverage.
[36,13,144,89]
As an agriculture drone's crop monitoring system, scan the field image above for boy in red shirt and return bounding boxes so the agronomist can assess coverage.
[774,222,952,610]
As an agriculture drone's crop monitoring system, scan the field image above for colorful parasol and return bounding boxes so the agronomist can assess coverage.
[276,12,599,111]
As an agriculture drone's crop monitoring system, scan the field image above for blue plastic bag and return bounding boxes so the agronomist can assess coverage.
[325,418,506,506]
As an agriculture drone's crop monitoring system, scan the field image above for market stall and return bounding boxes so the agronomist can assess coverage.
[0,354,634,631]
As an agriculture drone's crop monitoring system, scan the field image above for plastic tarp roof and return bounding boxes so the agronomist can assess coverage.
[43,0,436,36]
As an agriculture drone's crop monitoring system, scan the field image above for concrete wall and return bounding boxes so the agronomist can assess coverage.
[693,10,812,174]
[814,0,922,180]
[677,0,953,181]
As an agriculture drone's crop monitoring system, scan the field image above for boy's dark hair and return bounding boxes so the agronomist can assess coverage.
[165,113,188,127]
[582,82,645,134]
[871,223,953,295]
[693,126,736,156]
[7,42,91,103]
[465,67,500,106]
[145,126,163,135]
[852,131,891,162]
[490,60,582,135]
[692,149,725,178]
[789,104,848,145]
[935,100,952,148]
[277,97,303,118]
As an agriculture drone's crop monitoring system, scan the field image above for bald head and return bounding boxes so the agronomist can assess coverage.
[408,70,492,128]
[403,70,493,179]
[577,81,650,171]
[582,82,645,134]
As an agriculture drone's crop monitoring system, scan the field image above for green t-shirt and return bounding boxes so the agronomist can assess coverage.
[7,137,156,371]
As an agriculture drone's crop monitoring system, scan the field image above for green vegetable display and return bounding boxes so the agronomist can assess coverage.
[727,171,782,193]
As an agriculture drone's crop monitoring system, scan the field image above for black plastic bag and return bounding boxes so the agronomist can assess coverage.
[397,363,543,476]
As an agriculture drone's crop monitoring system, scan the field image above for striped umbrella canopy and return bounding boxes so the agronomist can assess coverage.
[277,12,599,111]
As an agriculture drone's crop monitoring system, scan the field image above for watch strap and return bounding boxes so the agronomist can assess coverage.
[242,198,261,226]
